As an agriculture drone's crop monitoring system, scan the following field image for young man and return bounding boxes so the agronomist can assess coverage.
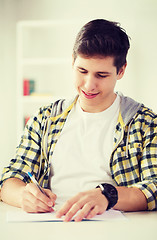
[0,19,157,222]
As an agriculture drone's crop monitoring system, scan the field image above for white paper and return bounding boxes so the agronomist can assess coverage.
[7,209,126,222]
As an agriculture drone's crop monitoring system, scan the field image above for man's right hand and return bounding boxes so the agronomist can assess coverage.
[1,178,57,213]
[21,183,57,213]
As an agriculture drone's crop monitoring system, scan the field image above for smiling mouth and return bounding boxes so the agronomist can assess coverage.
[81,90,99,99]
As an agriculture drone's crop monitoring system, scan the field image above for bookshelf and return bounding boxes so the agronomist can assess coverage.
[16,20,85,142]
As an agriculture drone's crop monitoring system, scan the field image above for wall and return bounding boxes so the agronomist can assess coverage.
[0,0,17,171]
[0,0,157,173]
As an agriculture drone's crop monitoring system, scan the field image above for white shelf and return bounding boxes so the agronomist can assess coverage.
[23,95,53,102]
[16,19,85,142]
[17,20,79,27]
[22,57,71,65]
[22,95,66,104]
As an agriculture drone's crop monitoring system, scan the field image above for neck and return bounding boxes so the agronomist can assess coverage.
[79,94,117,113]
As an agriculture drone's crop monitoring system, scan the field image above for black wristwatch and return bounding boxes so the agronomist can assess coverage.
[96,183,118,210]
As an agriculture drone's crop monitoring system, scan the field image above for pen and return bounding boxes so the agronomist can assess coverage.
[28,172,49,196]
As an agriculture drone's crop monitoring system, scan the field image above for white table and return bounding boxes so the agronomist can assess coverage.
[0,202,157,240]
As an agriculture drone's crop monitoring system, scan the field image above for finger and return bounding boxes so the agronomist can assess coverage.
[24,184,53,211]
[63,201,84,222]
[23,201,52,213]
[56,198,76,218]
[26,183,53,207]
[74,202,94,222]
[56,202,72,218]
[85,205,100,220]
[57,191,90,219]
[44,188,57,205]
[22,190,53,213]
[22,202,36,213]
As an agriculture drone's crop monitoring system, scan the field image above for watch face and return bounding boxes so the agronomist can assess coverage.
[101,183,118,209]
[107,185,117,196]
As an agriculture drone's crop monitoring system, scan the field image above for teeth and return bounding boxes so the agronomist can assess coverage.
[83,91,93,95]
[82,90,98,96]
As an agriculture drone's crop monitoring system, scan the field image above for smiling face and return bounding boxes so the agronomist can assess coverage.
[73,55,126,113]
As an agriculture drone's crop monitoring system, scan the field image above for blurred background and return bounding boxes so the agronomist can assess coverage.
[0,0,157,173]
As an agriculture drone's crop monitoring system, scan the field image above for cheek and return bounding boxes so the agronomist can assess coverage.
[74,73,83,88]
[100,79,116,92]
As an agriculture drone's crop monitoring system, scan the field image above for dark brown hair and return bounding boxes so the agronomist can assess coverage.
[73,19,130,73]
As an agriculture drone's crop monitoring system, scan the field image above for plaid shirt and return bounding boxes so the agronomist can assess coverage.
[1,94,157,210]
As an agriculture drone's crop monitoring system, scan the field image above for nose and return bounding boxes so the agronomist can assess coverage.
[84,74,97,92]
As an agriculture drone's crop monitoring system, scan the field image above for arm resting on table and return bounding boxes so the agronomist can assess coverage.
[114,186,148,211]
[1,178,26,208]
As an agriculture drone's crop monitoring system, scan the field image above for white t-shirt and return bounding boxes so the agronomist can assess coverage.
[50,95,120,207]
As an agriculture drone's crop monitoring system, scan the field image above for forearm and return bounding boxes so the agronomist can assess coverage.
[1,178,26,208]
[114,186,148,211]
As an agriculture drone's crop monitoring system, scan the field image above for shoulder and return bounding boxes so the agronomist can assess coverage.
[134,105,157,128]
[37,96,78,118]
[137,105,157,119]
[119,93,157,126]
[36,100,64,121]
[26,96,78,129]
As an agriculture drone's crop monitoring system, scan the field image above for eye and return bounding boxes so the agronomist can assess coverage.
[78,68,88,74]
[97,74,109,78]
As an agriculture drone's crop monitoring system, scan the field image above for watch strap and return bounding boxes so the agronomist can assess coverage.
[96,183,118,210]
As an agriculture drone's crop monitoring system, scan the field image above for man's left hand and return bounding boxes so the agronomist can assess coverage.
[55,188,108,222]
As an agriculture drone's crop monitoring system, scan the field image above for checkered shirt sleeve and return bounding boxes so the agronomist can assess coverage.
[111,106,157,210]
[0,104,52,189]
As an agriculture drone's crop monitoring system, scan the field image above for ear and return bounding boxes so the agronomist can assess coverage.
[117,63,127,80]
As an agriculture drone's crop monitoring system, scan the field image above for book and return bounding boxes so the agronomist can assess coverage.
[29,79,35,95]
[23,79,30,96]
[23,79,35,96]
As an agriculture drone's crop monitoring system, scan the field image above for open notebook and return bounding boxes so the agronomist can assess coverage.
[7,209,126,222]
